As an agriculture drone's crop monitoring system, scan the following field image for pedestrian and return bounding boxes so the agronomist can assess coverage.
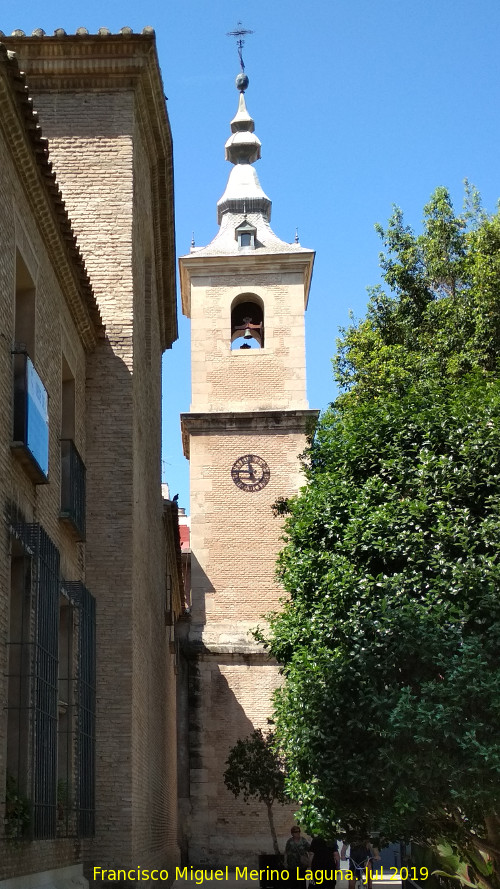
[285,825,311,888]
[309,837,340,884]
[348,837,379,889]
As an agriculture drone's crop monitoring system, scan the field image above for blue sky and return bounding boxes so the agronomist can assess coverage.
[3,1,500,509]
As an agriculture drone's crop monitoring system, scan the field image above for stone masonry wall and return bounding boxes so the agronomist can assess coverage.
[187,653,299,867]
[189,428,306,635]
[189,273,308,413]
[185,424,309,865]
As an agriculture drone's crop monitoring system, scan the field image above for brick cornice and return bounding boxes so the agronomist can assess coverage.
[0,42,103,350]
[3,32,177,351]
[180,408,319,458]
[135,69,177,351]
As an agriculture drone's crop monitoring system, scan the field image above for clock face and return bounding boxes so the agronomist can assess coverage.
[231,454,270,492]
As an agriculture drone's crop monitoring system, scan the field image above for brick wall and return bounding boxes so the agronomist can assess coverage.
[25,83,179,884]
[0,101,88,884]
[189,428,306,630]
[180,239,317,867]
[187,653,299,867]
[189,274,308,413]
[183,423,309,866]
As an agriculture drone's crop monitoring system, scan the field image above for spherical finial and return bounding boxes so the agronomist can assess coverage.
[235,72,249,93]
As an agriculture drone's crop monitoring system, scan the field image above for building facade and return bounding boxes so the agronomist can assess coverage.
[0,29,179,889]
[179,73,318,865]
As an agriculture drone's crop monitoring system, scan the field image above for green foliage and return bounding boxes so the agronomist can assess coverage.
[224,729,287,808]
[335,185,500,401]
[4,773,31,840]
[262,188,500,881]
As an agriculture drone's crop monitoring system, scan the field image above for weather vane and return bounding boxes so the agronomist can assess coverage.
[226,21,254,73]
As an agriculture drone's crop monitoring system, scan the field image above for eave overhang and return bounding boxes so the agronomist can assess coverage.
[2,31,177,351]
[0,42,103,350]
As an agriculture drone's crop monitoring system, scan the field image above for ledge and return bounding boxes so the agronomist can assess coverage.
[11,442,49,485]
[180,408,319,458]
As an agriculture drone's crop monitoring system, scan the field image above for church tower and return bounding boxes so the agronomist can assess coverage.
[179,69,318,865]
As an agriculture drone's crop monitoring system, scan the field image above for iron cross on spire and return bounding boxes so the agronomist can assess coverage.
[226,22,254,73]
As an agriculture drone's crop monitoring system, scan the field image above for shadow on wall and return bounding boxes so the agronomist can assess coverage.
[177,614,296,864]
[85,333,178,876]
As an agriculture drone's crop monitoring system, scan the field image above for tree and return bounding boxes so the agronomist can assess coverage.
[261,189,500,888]
[224,729,288,856]
[335,185,500,402]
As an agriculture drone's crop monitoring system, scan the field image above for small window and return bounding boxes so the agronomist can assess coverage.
[61,356,75,441]
[235,220,257,250]
[60,356,86,540]
[12,252,48,482]
[15,250,36,359]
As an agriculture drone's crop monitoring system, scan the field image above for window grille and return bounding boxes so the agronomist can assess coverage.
[5,518,96,842]
[65,582,96,838]
[60,439,86,540]
[56,588,76,838]
[7,522,59,839]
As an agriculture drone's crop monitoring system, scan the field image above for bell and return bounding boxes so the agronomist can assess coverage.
[243,327,252,340]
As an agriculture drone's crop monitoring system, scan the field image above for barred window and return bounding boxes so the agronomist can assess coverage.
[6,522,59,839]
[4,520,95,841]
[65,582,96,838]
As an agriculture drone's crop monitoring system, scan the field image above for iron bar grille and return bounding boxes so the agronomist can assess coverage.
[32,525,59,839]
[56,588,76,838]
[7,522,59,839]
[5,541,33,839]
[60,439,86,541]
[66,582,96,838]
[5,517,95,841]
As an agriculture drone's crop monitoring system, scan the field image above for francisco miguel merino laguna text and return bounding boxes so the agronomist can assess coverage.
[93,865,418,883]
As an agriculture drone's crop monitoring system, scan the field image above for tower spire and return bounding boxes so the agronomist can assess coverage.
[215,52,271,224]
[224,23,259,166]
[186,33,312,255]
[224,87,261,166]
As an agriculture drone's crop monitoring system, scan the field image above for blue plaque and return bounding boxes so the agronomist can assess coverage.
[26,357,49,477]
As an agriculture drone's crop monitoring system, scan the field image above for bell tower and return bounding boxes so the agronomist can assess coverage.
[179,70,318,866]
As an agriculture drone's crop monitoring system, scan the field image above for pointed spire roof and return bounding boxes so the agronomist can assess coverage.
[217,74,270,224]
[224,91,261,164]
[187,71,313,259]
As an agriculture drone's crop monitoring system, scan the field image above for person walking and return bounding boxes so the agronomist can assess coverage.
[285,825,311,888]
[309,837,340,884]
[348,837,379,889]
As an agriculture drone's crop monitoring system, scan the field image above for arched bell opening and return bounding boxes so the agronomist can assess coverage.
[230,296,264,349]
